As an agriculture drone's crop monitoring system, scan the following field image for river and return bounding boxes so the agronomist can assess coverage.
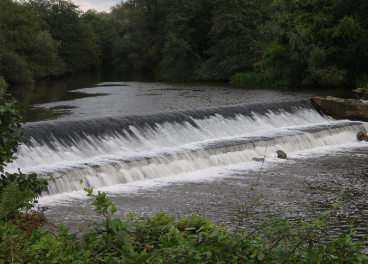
[6,71,368,236]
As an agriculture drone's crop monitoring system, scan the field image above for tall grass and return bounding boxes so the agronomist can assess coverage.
[356,74,368,89]
[231,72,259,85]
[231,67,287,87]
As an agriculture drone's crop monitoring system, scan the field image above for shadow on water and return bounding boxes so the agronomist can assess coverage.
[7,71,155,122]
[8,71,155,106]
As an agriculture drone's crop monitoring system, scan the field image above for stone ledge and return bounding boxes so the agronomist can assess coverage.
[311,96,368,122]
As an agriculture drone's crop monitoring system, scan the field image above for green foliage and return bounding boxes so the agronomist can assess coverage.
[0,88,22,172]
[82,10,118,69]
[1,186,368,263]
[110,0,168,73]
[0,0,65,83]
[0,76,7,90]
[0,180,35,220]
[29,0,101,74]
[0,0,110,83]
[197,0,274,81]
[0,48,34,84]
[240,0,368,88]
[2,0,367,85]
[157,0,213,81]
[26,31,66,79]
[356,74,368,89]
[109,0,275,81]
[0,87,49,219]
[0,171,49,202]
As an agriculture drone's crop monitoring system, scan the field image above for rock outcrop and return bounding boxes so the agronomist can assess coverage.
[311,96,368,122]
[276,150,287,159]
[252,157,265,162]
[353,88,368,100]
[357,131,368,141]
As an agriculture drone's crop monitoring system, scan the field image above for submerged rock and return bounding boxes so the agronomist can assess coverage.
[357,131,368,141]
[311,96,368,122]
[252,157,265,162]
[276,150,287,159]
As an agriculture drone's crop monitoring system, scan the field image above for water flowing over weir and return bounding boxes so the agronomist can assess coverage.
[6,99,368,196]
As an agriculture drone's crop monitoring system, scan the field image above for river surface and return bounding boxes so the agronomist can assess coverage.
[7,72,368,237]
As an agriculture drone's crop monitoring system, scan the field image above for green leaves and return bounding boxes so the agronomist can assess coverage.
[0,88,50,220]
[0,180,35,220]
[237,0,368,88]
[0,89,22,172]
[1,186,368,263]
[0,0,65,83]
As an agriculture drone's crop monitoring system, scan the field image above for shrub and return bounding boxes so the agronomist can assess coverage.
[0,49,33,84]
[0,86,23,172]
[0,87,49,220]
[1,185,367,263]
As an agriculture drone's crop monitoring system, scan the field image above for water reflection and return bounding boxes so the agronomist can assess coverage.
[8,71,155,105]
[7,71,154,122]
[7,70,357,124]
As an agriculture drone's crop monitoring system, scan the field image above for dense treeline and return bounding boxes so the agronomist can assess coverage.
[234,0,368,88]
[1,0,368,88]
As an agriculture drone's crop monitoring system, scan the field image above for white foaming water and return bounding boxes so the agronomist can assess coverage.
[5,103,368,196]
[7,108,331,172]
[37,140,367,206]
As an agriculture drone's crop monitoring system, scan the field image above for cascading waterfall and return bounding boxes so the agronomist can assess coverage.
[5,99,367,196]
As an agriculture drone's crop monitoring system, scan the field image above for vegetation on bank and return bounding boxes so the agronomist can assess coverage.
[1,88,368,262]
[1,0,368,88]
[231,0,368,88]
[0,77,7,90]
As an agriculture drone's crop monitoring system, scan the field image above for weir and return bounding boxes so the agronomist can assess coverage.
[5,99,367,196]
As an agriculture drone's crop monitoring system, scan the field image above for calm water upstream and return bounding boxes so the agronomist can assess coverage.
[6,71,368,236]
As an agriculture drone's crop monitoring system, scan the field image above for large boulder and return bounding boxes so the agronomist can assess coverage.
[311,96,368,122]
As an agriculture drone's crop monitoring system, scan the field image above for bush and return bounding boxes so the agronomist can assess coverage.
[0,49,33,84]
[0,87,49,220]
[1,184,368,263]
[0,87,23,172]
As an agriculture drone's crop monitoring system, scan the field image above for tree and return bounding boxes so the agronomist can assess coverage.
[253,0,368,87]
[82,10,118,69]
[0,0,65,83]
[157,0,213,80]
[29,0,101,73]
[197,0,274,81]
[110,0,168,73]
